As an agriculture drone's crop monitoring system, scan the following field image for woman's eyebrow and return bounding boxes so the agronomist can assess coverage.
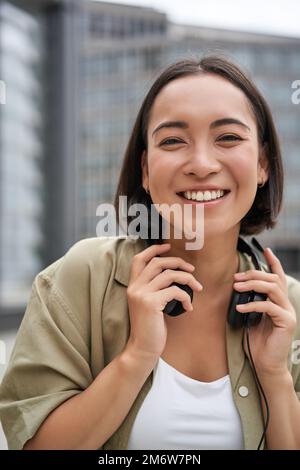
[151,117,250,137]
[210,118,251,131]
[152,120,188,137]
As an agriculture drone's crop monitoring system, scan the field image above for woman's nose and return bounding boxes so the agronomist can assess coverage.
[184,147,222,177]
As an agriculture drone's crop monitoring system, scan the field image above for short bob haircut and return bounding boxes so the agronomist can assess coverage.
[113,55,284,242]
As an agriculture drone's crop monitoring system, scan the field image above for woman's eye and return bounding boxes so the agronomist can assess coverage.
[218,134,243,142]
[159,138,183,146]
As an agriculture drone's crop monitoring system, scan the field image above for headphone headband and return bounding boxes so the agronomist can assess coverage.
[237,236,270,273]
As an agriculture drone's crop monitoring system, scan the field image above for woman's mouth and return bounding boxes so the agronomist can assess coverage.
[176,189,231,206]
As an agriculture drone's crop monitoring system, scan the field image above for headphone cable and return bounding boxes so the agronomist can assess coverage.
[244,324,270,450]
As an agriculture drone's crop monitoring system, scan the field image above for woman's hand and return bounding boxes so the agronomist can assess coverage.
[233,248,297,378]
[126,243,203,359]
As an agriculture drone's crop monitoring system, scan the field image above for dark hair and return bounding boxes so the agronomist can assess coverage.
[113,55,284,241]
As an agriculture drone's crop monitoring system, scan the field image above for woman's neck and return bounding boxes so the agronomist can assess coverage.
[162,228,240,294]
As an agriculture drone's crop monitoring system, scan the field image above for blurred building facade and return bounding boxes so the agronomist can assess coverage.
[0,1,45,311]
[0,0,300,321]
[0,0,82,318]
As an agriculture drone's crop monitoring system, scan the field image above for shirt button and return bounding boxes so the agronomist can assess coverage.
[238,386,249,397]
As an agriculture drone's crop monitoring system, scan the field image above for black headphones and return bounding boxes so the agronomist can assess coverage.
[227,237,270,329]
[160,236,271,329]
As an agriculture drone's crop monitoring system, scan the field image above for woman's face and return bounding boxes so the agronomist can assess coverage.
[142,73,269,240]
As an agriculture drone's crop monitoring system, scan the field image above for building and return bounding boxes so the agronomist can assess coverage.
[0,0,83,320]
[0,1,45,312]
[79,1,168,237]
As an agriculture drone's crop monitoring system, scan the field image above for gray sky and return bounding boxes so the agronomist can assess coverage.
[97,0,300,37]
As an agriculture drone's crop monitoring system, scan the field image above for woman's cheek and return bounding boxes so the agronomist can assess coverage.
[230,150,258,187]
[231,157,259,223]
[150,151,173,173]
[149,154,178,192]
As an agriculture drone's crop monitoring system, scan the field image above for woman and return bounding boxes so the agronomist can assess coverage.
[0,55,300,450]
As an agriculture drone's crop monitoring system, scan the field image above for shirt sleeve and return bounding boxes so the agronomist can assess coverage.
[0,241,95,450]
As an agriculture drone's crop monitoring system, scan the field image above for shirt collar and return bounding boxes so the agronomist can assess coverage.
[114,237,147,287]
[226,249,254,390]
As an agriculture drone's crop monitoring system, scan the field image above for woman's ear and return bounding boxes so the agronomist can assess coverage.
[258,143,269,184]
[141,150,149,191]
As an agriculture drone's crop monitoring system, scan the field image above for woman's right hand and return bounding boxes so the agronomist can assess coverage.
[126,243,203,359]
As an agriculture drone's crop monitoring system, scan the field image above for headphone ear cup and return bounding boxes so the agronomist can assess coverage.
[228,237,269,330]
[228,290,243,329]
[228,289,265,329]
[227,290,251,329]
[244,292,267,327]
[163,283,193,316]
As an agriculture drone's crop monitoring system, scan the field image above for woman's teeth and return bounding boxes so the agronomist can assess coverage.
[181,190,226,201]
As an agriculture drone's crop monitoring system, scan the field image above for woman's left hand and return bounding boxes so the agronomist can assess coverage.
[233,248,297,378]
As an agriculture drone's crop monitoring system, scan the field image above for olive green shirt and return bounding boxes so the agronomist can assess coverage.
[0,236,300,450]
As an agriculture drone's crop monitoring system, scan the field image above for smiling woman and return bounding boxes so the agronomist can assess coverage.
[0,55,300,452]
[113,56,300,451]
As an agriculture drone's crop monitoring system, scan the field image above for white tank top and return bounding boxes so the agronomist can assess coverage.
[127,357,244,450]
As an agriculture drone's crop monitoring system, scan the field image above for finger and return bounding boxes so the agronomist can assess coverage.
[234,269,283,287]
[148,270,203,293]
[263,247,287,285]
[156,285,194,313]
[236,300,294,329]
[137,256,196,284]
[233,279,289,308]
[130,243,171,279]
